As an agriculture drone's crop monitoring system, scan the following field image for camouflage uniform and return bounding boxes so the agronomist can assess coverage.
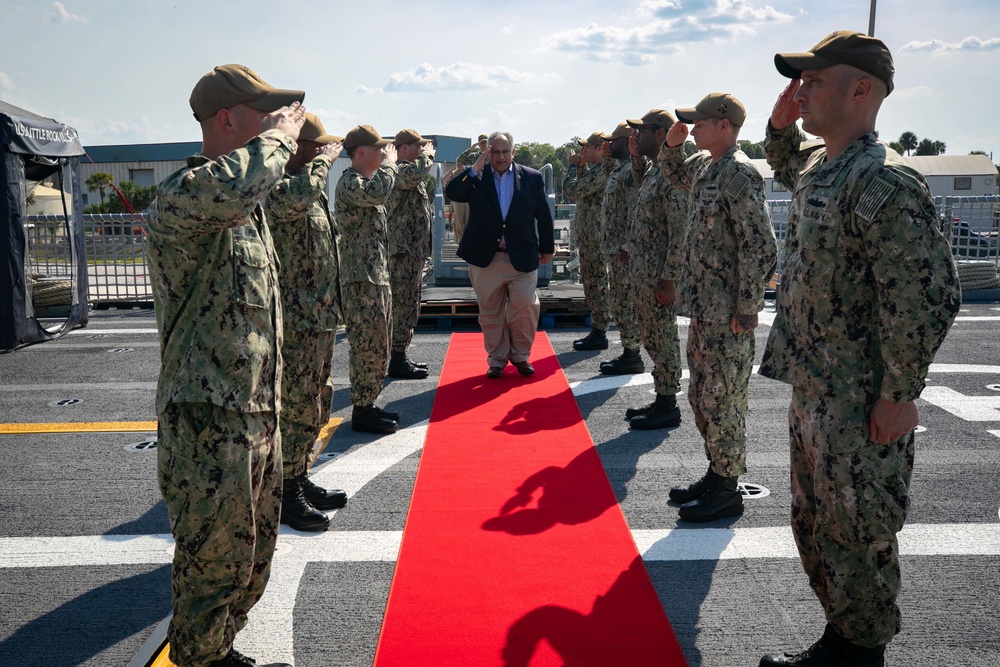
[146,129,291,667]
[334,159,398,407]
[659,143,777,476]
[625,160,687,396]
[265,154,342,480]
[600,156,648,349]
[450,144,481,243]
[563,161,611,331]
[387,153,433,353]
[760,124,960,647]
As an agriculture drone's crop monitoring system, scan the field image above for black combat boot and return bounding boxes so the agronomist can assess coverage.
[625,398,656,419]
[759,624,881,666]
[629,393,682,430]
[280,478,330,532]
[573,327,609,350]
[300,475,348,511]
[207,647,292,667]
[352,404,399,434]
[678,473,743,522]
[387,351,429,379]
[669,465,714,504]
[599,346,644,375]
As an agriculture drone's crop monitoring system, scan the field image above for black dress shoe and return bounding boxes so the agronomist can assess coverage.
[678,474,743,522]
[599,347,644,375]
[280,479,329,532]
[352,404,399,434]
[573,328,609,350]
[300,475,348,510]
[513,360,535,376]
[486,366,504,378]
[629,393,681,430]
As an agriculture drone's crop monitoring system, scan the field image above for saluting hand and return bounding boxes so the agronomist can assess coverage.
[382,143,397,163]
[628,129,639,157]
[263,101,307,142]
[568,149,582,167]
[318,140,343,161]
[666,122,688,148]
[771,79,802,130]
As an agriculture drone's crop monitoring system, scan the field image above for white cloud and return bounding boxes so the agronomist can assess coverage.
[379,62,559,93]
[309,107,361,129]
[510,98,547,107]
[901,35,1000,53]
[354,84,383,96]
[0,71,14,91]
[546,0,791,65]
[500,25,516,35]
[48,2,88,24]
[893,85,934,100]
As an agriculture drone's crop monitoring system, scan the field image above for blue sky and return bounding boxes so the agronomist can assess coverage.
[2,1,997,158]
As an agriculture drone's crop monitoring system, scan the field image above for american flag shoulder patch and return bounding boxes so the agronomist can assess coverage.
[856,176,896,222]
[726,171,751,198]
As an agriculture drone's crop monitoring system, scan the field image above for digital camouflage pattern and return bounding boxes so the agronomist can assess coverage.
[658,143,776,476]
[264,156,342,479]
[387,153,434,258]
[627,162,687,396]
[761,123,960,647]
[146,129,293,414]
[760,126,959,402]
[341,281,391,407]
[265,153,343,332]
[658,144,777,323]
[686,317,753,476]
[157,397,281,666]
[563,161,611,330]
[387,154,433,353]
[455,144,482,167]
[600,156,648,349]
[334,159,398,286]
[788,388,914,647]
[146,130,292,667]
[335,160,397,407]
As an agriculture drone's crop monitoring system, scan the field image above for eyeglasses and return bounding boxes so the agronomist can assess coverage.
[490,149,512,156]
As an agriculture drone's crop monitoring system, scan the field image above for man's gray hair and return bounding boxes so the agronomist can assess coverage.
[488,131,514,149]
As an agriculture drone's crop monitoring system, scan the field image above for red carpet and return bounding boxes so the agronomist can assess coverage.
[374,333,687,666]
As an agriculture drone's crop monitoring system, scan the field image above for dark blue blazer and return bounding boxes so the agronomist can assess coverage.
[446,162,555,273]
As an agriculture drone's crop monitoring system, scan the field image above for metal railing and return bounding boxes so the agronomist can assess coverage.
[24,195,1000,307]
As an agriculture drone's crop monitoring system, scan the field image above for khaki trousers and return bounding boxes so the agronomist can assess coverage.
[469,251,539,368]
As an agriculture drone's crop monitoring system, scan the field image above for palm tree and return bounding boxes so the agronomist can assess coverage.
[898,131,918,156]
[84,172,114,204]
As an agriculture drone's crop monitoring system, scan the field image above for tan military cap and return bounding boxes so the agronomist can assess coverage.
[775,30,894,95]
[343,125,391,150]
[189,64,304,122]
[676,93,747,127]
[299,113,340,144]
[626,109,676,131]
[394,129,432,146]
[477,133,489,142]
[578,131,611,147]
[609,122,632,140]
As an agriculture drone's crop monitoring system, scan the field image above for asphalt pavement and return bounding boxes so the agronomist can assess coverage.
[1,300,998,667]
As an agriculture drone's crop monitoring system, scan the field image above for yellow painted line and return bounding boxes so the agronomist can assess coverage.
[149,644,177,667]
[309,417,344,468]
[0,421,158,434]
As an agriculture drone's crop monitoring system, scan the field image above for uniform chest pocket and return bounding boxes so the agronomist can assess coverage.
[308,216,332,258]
[797,195,839,250]
[697,188,720,231]
[233,232,269,309]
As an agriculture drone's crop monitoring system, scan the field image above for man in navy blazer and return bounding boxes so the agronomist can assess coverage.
[446,131,555,377]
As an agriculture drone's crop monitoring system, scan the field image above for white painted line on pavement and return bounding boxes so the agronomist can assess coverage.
[920,387,1000,421]
[988,430,1000,439]
[67,329,158,335]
